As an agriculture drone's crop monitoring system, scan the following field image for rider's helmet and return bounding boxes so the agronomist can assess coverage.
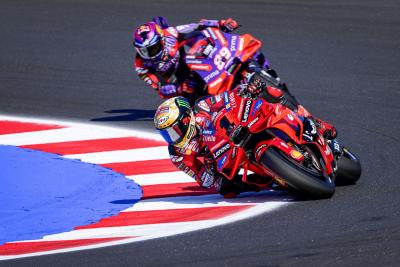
[133,22,165,60]
[154,97,197,148]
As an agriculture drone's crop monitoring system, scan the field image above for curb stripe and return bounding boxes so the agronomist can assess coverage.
[75,205,253,229]
[0,121,64,135]
[0,237,131,256]
[20,137,166,155]
[0,116,289,260]
[127,171,193,185]
[141,182,216,199]
[64,146,169,164]
[0,127,130,146]
[102,159,178,175]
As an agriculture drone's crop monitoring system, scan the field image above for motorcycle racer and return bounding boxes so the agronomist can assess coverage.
[154,80,339,198]
[133,17,272,102]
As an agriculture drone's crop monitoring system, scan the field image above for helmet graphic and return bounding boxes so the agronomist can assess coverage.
[133,22,164,60]
[154,97,196,148]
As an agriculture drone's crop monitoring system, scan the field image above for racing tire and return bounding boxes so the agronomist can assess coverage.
[261,148,335,199]
[335,147,362,186]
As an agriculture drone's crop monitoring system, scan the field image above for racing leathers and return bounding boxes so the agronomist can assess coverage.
[134,18,272,103]
[168,93,252,197]
[167,84,338,197]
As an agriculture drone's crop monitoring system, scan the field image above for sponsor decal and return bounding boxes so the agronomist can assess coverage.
[186,60,203,64]
[207,28,217,40]
[229,92,237,108]
[200,170,214,187]
[280,142,289,148]
[204,70,220,83]
[230,35,237,52]
[214,29,227,45]
[176,99,190,108]
[290,150,303,160]
[238,37,244,53]
[287,113,294,121]
[251,100,263,116]
[203,135,216,142]
[241,100,252,122]
[209,77,223,88]
[171,155,183,163]
[189,64,212,71]
[223,92,230,110]
[231,145,237,158]
[158,115,169,125]
[248,117,259,128]
[198,100,210,112]
[255,144,267,158]
[213,142,231,159]
[186,139,200,153]
[202,29,211,38]
[324,146,331,155]
[187,170,195,178]
[218,155,227,169]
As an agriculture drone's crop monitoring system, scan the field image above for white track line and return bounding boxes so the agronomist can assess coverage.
[0,127,129,146]
[127,171,193,185]
[64,146,169,164]
[123,191,289,212]
[41,221,211,241]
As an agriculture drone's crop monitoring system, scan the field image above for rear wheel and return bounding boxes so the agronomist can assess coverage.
[335,147,362,186]
[261,148,335,199]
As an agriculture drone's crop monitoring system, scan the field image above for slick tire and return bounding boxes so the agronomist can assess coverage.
[261,148,335,199]
[335,148,362,186]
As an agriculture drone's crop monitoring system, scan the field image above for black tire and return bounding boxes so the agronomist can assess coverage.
[261,148,335,199]
[335,147,362,186]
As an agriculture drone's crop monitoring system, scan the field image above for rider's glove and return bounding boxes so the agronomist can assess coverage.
[219,18,239,33]
[159,84,178,97]
[247,76,265,96]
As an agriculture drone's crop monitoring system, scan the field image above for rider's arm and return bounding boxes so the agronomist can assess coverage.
[175,18,239,35]
[169,146,222,191]
[134,56,181,98]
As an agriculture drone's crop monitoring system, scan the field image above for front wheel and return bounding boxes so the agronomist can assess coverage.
[335,147,362,186]
[261,148,335,199]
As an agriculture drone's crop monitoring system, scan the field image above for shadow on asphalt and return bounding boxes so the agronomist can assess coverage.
[109,189,303,205]
[91,109,156,122]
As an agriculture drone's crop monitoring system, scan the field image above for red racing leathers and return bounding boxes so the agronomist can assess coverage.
[168,94,227,192]
[167,85,337,195]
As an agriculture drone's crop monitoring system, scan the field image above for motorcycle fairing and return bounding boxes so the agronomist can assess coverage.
[183,28,262,95]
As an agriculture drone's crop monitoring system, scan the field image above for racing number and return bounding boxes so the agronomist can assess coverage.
[214,47,231,70]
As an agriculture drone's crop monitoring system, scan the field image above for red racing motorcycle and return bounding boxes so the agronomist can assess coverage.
[202,90,361,199]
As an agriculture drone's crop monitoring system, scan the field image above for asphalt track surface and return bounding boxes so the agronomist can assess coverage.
[1,0,399,266]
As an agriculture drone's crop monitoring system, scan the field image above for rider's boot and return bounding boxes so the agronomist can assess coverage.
[219,175,261,198]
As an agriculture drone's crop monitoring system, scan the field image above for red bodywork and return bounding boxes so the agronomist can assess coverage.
[203,92,335,188]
